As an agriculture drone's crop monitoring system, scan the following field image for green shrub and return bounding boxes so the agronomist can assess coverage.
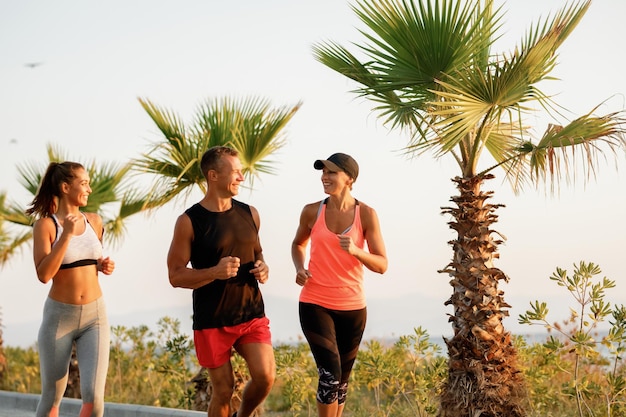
[3,260,625,417]
[519,261,626,417]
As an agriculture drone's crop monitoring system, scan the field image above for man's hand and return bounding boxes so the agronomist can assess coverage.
[250,260,269,284]
[215,256,240,279]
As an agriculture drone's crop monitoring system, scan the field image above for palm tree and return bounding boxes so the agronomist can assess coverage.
[134,96,301,208]
[0,143,150,266]
[313,0,625,415]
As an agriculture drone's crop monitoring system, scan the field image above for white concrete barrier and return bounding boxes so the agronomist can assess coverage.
[0,391,205,416]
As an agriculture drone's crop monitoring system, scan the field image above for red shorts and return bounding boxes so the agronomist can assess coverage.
[194,316,272,369]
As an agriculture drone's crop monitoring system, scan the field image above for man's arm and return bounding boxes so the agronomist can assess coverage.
[248,205,269,284]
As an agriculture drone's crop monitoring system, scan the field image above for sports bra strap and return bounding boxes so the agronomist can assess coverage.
[317,198,359,234]
[51,215,59,241]
[316,198,328,218]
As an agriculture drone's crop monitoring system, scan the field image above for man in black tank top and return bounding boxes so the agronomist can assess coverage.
[167,146,275,417]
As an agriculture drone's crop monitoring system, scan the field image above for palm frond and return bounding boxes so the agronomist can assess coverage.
[422,0,595,176]
[0,192,32,267]
[231,98,302,182]
[0,229,31,267]
[138,97,187,144]
[134,98,208,208]
[136,139,205,184]
[0,193,33,227]
[528,110,626,190]
[17,143,84,197]
[101,188,153,248]
[313,40,417,132]
[314,0,621,193]
[315,0,503,139]
[82,161,133,213]
[519,0,591,54]
[134,95,300,210]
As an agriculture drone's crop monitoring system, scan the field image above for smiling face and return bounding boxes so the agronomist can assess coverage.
[62,167,92,207]
[213,154,244,197]
[320,167,353,194]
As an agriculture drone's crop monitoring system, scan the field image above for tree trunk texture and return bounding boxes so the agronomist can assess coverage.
[437,175,528,417]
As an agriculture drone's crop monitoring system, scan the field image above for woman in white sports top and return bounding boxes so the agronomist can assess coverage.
[26,161,115,417]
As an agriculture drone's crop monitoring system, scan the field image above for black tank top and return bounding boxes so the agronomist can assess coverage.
[186,200,265,329]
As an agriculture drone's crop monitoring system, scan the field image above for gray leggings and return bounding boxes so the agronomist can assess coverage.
[36,297,110,417]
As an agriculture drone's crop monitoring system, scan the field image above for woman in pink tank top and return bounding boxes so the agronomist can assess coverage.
[292,152,388,417]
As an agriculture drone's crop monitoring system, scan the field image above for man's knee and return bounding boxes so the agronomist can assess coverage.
[260,366,276,387]
[242,348,276,390]
[211,375,236,403]
[249,367,275,396]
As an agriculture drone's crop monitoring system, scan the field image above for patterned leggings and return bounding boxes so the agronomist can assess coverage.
[299,302,366,405]
[36,297,110,417]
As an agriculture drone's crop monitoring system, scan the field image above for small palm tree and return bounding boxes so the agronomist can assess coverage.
[313,0,625,415]
[134,96,301,208]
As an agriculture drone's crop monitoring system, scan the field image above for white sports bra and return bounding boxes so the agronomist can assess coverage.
[51,213,102,269]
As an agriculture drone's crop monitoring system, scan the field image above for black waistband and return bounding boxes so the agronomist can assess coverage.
[59,259,98,270]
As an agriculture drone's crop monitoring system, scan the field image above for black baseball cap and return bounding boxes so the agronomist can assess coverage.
[314,153,359,180]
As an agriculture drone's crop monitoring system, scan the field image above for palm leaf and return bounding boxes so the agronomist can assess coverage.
[135,96,301,208]
[231,97,302,181]
[138,97,187,143]
[0,228,31,267]
[528,110,626,189]
[0,193,34,267]
[315,0,503,137]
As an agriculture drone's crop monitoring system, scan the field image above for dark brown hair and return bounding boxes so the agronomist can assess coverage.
[25,161,85,218]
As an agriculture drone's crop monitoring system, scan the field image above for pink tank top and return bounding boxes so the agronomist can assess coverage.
[299,201,366,310]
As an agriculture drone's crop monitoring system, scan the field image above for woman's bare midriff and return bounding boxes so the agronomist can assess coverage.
[48,266,102,305]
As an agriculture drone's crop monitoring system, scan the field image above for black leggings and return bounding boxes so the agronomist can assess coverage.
[299,302,367,405]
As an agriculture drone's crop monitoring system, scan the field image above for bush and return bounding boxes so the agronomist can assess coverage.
[2,261,625,416]
[519,261,626,417]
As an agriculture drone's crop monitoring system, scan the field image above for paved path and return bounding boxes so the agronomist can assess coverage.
[0,391,205,417]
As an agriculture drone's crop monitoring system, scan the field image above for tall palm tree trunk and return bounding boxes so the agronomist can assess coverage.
[438,174,527,417]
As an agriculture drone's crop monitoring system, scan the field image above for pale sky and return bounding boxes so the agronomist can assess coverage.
[1,0,625,348]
